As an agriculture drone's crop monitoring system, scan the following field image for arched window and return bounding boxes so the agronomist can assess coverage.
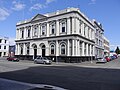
[60,43,66,55]
[26,46,30,55]
[20,46,23,55]
[50,44,55,55]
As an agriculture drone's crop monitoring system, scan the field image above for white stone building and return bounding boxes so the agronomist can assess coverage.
[0,37,9,57]
[15,7,95,62]
[93,20,104,59]
[103,36,110,56]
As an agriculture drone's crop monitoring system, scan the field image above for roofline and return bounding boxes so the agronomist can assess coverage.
[16,10,94,28]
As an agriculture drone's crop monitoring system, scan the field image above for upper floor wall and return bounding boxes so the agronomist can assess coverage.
[16,8,95,42]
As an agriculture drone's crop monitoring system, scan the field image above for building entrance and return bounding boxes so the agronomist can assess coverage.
[42,45,45,57]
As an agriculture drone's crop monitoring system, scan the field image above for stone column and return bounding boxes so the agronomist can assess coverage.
[67,39,70,56]
[23,43,26,55]
[15,44,18,55]
[31,26,33,39]
[46,22,49,37]
[16,29,19,40]
[24,27,26,39]
[67,18,70,35]
[82,42,85,56]
[75,39,77,56]
[72,39,75,56]
[90,44,91,56]
[75,18,79,34]
[81,23,84,36]
[56,20,59,36]
[46,46,49,56]
[72,17,75,34]
[86,43,88,56]
[17,44,20,55]
[89,28,91,40]
[92,45,95,56]
[56,40,59,56]
[38,24,40,38]
[77,40,80,56]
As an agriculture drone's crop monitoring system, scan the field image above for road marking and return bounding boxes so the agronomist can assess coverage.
[0,78,67,90]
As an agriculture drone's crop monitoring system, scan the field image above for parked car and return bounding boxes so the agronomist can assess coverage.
[110,55,116,60]
[96,57,107,63]
[34,57,52,64]
[7,57,19,62]
[105,56,111,62]
[113,54,118,59]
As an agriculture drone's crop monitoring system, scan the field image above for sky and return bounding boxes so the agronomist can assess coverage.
[0,0,120,50]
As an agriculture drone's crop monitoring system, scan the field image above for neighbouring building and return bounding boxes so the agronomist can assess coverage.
[93,20,104,59]
[0,37,9,57]
[103,36,110,56]
[15,7,95,62]
[9,45,15,57]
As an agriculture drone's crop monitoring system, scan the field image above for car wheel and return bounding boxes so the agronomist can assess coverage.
[43,61,46,64]
[34,61,37,64]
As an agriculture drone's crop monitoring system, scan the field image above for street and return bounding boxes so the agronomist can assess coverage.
[0,58,120,90]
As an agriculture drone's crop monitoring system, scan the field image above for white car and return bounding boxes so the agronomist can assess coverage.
[34,57,52,64]
[96,57,107,63]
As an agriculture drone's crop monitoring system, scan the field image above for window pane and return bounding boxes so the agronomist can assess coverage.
[61,44,65,54]
[51,45,54,54]
[62,22,65,33]
[42,26,45,35]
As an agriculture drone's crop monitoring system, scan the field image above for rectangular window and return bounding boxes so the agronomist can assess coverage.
[4,46,6,49]
[62,22,65,33]
[5,40,7,43]
[42,26,45,35]
[28,29,30,37]
[27,46,29,55]
[20,47,23,55]
[0,52,2,57]
[0,40,1,43]
[51,25,55,34]
[34,27,37,36]
[21,30,24,38]
[0,45,1,49]
[4,52,6,56]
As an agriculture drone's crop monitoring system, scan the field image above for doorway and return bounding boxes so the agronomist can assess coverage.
[33,45,37,59]
[42,45,45,57]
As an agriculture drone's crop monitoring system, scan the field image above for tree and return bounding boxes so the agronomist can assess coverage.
[115,46,120,54]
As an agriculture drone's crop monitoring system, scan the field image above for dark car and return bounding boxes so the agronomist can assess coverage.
[7,57,19,62]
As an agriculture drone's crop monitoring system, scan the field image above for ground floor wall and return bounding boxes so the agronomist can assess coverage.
[15,55,95,63]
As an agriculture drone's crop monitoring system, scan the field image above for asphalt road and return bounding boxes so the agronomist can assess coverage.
[0,58,120,90]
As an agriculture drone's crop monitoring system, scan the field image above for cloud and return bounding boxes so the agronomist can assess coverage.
[0,8,10,21]
[88,0,96,5]
[29,3,46,11]
[9,38,15,45]
[12,1,25,11]
[46,0,56,4]
[29,0,56,11]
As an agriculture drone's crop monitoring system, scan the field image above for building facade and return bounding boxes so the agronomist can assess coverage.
[93,20,104,59]
[103,36,110,56]
[15,8,95,62]
[0,37,9,57]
